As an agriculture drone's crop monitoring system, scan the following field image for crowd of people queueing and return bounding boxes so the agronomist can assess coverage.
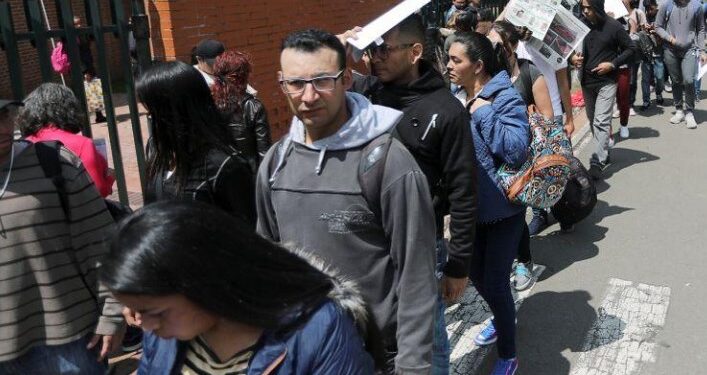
[0,0,705,374]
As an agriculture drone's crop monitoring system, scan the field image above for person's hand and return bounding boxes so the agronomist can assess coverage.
[570,53,584,68]
[87,331,124,362]
[469,97,491,113]
[564,116,575,137]
[336,27,363,49]
[669,36,677,46]
[441,276,469,304]
[591,62,615,75]
[123,307,142,328]
[700,52,707,65]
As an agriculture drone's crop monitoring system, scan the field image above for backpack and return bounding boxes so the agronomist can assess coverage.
[635,30,657,62]
[268,133,392,220]
[493,62,572,209]
[551,155,597,225]
[35,141,132,221]
[50,42,71,75]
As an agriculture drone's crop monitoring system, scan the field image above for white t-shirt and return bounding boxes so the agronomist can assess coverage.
[516,41,567,116]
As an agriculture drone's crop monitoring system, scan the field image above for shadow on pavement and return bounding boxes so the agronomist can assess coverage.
[600,147,660,185]
[516,290,624,375]
[615,126,660,143]
[533,199,633,282]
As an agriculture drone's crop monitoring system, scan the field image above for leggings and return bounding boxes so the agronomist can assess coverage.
[616,67,631,127]
[470,212,525,359]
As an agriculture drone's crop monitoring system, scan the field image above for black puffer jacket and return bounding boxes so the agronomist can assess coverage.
[351,60,479,278]
[224,94,272,172]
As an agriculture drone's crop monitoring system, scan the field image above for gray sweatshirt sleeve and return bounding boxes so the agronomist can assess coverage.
[380,141,437,375]
[655,2,671,42]
[255,144,281,241]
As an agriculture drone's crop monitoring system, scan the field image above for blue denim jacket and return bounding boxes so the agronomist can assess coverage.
[454,71,530,223]
[137,301,374,375]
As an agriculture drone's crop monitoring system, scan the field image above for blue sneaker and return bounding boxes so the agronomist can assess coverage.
[491,358,518,375]
[474,320,497,346]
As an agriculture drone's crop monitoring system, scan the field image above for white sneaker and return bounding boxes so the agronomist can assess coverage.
[665,84,673,93]
[685,112,697,129]
[608,137,615,148]
[620,126,630,138]
[670,109,685,124]
[629,108,637,116]
[612,109,620,118]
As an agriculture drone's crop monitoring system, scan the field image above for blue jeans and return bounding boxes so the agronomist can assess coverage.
[432,238,450,375]
[641,57,665,105]
[0,335,107,374]
[470,212,525,359]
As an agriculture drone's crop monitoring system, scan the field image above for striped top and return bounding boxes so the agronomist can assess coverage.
[0,141,122,362]
[181,335,253,375]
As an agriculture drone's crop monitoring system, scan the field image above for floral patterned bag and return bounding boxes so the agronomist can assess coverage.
[497,111,571,209]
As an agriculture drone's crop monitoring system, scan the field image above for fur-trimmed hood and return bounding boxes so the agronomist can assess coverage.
[289,247,371,337]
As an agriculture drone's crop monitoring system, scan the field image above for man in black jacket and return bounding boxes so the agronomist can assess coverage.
[570,0,635,179]
[344,14,478,373]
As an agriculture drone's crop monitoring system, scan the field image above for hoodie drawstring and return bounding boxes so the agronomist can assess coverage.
[315,146,327,175]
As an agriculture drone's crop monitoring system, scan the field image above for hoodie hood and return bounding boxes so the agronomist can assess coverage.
[478,70,515,100]
[584,0,608,25]
[272,92,402,177]
[374,60,447,109]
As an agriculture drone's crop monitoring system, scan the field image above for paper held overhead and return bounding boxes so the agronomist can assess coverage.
[346,0,431,51]
[604,0,629,19]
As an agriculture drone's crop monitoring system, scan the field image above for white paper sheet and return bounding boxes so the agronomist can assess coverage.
[527,5,590,69]
[346,0,431,50]
[698,61,707,80]
[504,0,558,39]
[604,0,629,19]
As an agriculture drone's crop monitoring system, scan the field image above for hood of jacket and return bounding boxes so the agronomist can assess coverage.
[272,92,402,176]
[478,70,516,100]
[288,247,370,337]
[583,0,608,26]
[374,59,448,108]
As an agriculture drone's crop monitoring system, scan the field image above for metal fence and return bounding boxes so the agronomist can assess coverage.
[0,0,151,205]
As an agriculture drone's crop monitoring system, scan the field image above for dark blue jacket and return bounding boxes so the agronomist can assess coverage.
[137,300,374,374]
[454,71,530,223]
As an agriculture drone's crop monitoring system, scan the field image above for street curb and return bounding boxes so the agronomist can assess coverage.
[571,107,592,154]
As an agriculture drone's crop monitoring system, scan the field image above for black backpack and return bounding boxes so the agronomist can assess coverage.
[268,133,393,220]
[635,30,656,62]
[550,155,597,226]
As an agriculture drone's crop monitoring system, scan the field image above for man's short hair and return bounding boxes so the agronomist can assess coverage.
[477,8,495,22]
[195,39,225,60]
[281,29,346,70]
[393,13,425,44]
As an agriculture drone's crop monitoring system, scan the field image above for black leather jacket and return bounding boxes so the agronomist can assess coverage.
[225,94,272,172]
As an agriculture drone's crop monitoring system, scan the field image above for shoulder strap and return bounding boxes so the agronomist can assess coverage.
[35,141,70,220]
[358,133,393,220]
[268,139,293,183]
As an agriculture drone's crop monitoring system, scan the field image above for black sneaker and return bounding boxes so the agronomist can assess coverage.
[528,211,548,236]
[656,96,664,105]
[640,103,650,111]
[95,111,107,124]
[588,162,609,180]
[121,326,143,353]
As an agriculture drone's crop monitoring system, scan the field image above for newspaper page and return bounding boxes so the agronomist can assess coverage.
[504,0,559,39]
[527,5,590,69]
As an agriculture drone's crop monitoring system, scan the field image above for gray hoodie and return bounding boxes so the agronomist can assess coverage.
[655,0,705,54]
[256,92,437,374]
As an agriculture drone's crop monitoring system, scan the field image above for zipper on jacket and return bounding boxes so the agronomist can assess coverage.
[420,114,438,141]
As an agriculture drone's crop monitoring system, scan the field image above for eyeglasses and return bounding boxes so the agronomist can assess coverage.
[364,43,415,60]
[279,70,344,95]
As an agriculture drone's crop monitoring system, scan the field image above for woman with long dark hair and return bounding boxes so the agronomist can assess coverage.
[137,61,256,226]
[446,32,530,375]
[100,201,375,374]
[211,50,272,173]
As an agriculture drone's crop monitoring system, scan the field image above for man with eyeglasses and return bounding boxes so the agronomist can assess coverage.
[256,29,437,375]
[344,13,478,374]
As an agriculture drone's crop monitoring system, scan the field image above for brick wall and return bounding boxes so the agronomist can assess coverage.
[147,0,399,139]
[0,0,128,100]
